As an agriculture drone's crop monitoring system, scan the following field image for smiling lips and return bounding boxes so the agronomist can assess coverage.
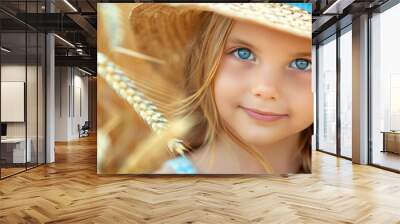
[241,106,288,122]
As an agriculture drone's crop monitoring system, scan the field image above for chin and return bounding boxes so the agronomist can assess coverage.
[237,129,288,146]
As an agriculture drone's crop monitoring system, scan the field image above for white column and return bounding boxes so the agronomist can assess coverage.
[45,0,55,163]
[46,33,55,163]
[352,14,369,164]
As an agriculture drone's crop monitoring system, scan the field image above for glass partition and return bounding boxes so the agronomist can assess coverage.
[1,30,28,177]
[27,31,38,169]
[0,1,46,179]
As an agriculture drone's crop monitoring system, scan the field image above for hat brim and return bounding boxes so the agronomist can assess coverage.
[130,3,311,41]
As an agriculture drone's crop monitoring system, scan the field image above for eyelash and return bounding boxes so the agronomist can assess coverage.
[229,47,312,72]
[288,58,312,72]
[230,47,257,62]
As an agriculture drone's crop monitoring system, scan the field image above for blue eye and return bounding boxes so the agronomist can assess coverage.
[289,59,311,71]
[232,48,256,61]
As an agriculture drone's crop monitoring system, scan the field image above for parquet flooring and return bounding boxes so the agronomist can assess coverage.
[1,167,26,178]
[1,135,400,223]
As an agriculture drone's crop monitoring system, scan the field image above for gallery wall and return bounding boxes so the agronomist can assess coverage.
[54,67,89,141]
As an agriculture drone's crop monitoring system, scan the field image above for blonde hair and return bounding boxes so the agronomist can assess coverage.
[172,12,312,173]
[299,125,312,173]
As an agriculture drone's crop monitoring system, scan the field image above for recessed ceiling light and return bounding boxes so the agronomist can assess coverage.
[78,67,93,76]
[54,34,75,48]
[1,47,11,53]
[63,0,78,12]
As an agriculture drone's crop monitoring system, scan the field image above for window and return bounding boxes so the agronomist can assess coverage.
[317,36,337,154]
[339,28,352,158]
[371,3,400,171]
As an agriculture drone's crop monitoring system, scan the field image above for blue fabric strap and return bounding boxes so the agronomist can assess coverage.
[287,3,312,13]
[166,156,198,174]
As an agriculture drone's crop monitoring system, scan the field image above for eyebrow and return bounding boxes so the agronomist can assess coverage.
[293,53,311,58]
[226,38,258,51]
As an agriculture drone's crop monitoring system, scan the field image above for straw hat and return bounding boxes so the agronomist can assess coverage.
[130,3,311,39]
[97,3,311,173]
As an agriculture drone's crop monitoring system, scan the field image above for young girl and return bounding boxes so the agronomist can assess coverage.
[97,3,313,174]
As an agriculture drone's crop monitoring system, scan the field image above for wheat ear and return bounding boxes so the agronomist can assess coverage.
[97,52,188,155]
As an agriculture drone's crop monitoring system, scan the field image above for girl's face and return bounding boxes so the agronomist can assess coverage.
[214,20,313,147]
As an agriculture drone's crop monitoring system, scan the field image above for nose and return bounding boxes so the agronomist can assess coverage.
[251,68,281,100]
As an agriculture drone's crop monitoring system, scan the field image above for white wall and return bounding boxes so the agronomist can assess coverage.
[72,73,89,138]
[54,67,89,141]
[1,65,26,144]
[55,66,69,141]
[1,65,31,138]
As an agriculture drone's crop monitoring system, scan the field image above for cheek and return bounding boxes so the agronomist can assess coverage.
[286,74,313,125]
[214,58,249,109]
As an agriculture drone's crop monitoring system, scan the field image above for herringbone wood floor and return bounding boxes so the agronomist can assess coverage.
[0,135,400,224]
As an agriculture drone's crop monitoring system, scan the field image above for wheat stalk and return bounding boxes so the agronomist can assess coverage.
[97,52,188,155]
